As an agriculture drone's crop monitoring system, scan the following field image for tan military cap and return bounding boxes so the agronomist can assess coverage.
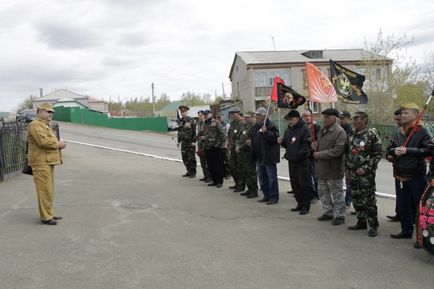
[402,102,420,110]
[37,102,54,112]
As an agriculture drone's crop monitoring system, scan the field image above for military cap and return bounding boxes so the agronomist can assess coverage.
[203,109,211,115]
[353,111,368,119]
[178,105,190,111]
[37,102,54,112]
[284,110,300,119]
[255,107,267,115]
[228,108,241,114]
[197,110,204,115]
[321,108,339,117]
[339,111,351,118]
[402,102,419,110]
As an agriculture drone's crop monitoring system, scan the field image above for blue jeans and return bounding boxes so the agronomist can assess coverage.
[256,161,279,201]
[396,174,426,233]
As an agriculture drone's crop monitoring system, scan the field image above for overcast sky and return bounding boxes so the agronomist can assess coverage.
[1,0,433,112]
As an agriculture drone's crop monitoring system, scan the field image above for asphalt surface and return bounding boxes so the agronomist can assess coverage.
[58,122,396,197]
[0,135,433,289]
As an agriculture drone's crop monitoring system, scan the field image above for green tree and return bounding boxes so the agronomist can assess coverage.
[16,96,34,111]
[359,30,431,123]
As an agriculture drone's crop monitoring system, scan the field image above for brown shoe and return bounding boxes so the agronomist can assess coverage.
[41,219,57,225]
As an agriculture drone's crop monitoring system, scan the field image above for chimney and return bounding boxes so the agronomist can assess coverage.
[39,88,43,98]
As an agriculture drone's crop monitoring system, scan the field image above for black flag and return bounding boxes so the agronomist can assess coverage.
[277,83,306,109]
[330,60,368,104]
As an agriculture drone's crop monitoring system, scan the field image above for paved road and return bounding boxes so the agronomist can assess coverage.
[1,139,432,289]
[58,122,396,197]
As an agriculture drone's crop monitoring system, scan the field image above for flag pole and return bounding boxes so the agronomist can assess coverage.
[403,88,434,147]
[263,97,272,128]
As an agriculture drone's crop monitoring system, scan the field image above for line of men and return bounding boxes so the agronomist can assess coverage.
[177,103,434,241]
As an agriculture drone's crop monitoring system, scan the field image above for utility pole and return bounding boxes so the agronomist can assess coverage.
[270,35,276,51]
[152,82,155,116]
[221,82,226,99]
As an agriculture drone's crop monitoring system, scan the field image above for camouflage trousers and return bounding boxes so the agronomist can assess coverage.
[318,178,346,218]
[229,148,244,188]
[199,152,210,179]
[349,171,379,228]
[238,150,258,192]
[181,142,197,173]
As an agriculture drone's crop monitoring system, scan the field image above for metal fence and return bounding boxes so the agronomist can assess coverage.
[0,118,59,182]
[0,118,27,182]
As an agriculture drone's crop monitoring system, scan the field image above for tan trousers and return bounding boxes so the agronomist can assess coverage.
[32,165,55,221]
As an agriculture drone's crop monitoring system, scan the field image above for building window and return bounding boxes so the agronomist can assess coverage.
[254,69,290,87]
[302,69,307,89]
[375,68,381,81]
[308,101,319,113]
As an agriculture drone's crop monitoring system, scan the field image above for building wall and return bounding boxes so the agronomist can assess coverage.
[88,101,108,113]
[231,58,391,114]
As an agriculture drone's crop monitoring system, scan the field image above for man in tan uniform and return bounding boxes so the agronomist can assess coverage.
[28,103,67,225]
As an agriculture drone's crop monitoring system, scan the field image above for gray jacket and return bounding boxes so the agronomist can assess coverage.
[315,122,347,179]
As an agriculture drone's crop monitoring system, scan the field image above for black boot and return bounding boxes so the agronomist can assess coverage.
[348,220,367,230]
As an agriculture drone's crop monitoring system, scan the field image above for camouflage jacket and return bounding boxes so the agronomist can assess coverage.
[196,120,206,150]
[177,116,196,144]
[202,118,226,150]
[345,127,382,171]
[228,120,242,148]
[235,122,253,152]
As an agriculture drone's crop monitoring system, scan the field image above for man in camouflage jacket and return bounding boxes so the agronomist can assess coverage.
[345,112,382,237]
[177,105,197,178]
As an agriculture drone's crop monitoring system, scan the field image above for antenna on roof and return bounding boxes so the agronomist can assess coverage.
[270,35,276,51]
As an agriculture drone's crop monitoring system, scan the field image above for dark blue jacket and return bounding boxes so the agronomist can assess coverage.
[251,119,280,165]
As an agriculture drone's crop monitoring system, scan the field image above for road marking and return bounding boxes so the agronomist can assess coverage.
[64,139,396,200]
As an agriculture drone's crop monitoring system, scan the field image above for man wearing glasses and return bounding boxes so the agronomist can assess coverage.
[27,103,67,225]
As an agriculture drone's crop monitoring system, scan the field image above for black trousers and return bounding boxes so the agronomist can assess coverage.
[289,160,310,209]
[205,147,224,184]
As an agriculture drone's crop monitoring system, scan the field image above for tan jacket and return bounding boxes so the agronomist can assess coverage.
[27,117,62,166]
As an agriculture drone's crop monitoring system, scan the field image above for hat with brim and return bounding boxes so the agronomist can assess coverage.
[255,107,267,115]
[284,110,300,119]
[37,102,54,112]
[321,108,339,117]
[178,105,190,111]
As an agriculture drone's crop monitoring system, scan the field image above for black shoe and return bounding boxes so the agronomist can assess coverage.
[332,217,345,226]
[233,188,244,193]
[246,192,258,199]
[216,183,223,188]
[229,185,237,189]
[414,241,423,249]
[257,197,270,203]
[348,220,367,230]
[204,178,213,183]
[368,227,378,237]
[41,219,57,225]
[387,215,400,222]
[199,177,207,182]
[188,172,196,178]
[317,214,333,221]
[291,206,302,212]
[53,216,63,220]
[240,191,250,196]
[350,211,356,215]
[299,208,309,215]
[287,190,294,194]
[390,231,412,239]
[266,200,278,205]
[207,182,217,187]
[182,172,190,177]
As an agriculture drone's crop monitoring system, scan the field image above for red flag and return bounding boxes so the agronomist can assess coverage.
[271,75,285,102]
[305,62,337,103]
